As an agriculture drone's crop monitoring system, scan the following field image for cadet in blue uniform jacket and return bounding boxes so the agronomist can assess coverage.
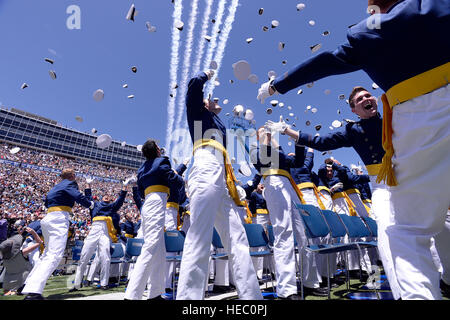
[23,168,94,300]
[124,139,184,300]
[84,186,127,238]
[243,174,265,218]
[257,1,450,299]
[70,183,128,291]
[177,71,263,300]
[165,161,188,231]
[251,128,328,298]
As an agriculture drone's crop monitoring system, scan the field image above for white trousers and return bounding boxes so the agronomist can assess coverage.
[22,211,69,294]
[434,211,450,285]
[369,175,401,299]
[320,190,334,211]
[176,147,262,300]
[74,221,111,288]
[164,206,178,289]
[264,176,321,297]
[388,84,450,299]
[124,191,167,300]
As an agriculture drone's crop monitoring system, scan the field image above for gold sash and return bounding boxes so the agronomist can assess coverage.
[144,185,170,197]
[332,192,358,217]
[92,216,118,243]
[297,182,326,210]
[47,206,72,213]
[262,169,306,205]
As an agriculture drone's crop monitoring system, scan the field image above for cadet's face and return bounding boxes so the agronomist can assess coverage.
[351,90,378,119]
[326,167,333,179]
[257,184,264,193]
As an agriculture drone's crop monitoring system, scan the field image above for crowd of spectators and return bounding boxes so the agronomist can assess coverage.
[0,142,141,244]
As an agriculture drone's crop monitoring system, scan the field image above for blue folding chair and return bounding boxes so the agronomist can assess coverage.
[124,238,144,263]
[294,204,365,299]
[211,228,227,260]
[122,238,144,282]
[164,230,185,299]
[361,216,378,238]
[338,214,377,249]
[337,214,380,299]
[110,242,125,286]
[266,225,274,248]
[243,223,276,293]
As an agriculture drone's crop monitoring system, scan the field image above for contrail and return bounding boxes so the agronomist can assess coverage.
[173,0,200,139]
[192,0,214,76]
[182,0,240,158]
[201,0,227,72]
[205,0,240,97]
[178,0,224,133]
[165,0,183,154]
[173,0,214,135]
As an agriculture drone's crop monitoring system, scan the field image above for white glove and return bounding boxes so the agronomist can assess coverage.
[236,185,247,202]
[123,175,137,186]
[85,177,94,184]
[330,182,344,193]
[265,116,289,134]
[183,157,191,166]
[204,69,215,80]
[257,77,276,104]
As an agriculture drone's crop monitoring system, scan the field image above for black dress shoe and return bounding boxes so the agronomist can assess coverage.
[303,286,329,297]
[68,287,79,292]
[211,285,232,294]
[99,286,109,290]
[278,293,301,300]
[147,295,165,300]
[349,270,369,281]
[24,293,44,300]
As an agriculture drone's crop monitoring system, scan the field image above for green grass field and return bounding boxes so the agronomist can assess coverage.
[1,269,448,300]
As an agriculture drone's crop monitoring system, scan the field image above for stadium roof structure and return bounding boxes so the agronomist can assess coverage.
[0,107,145,170]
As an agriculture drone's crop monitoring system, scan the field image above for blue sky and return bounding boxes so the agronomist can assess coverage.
[0,0,378,174]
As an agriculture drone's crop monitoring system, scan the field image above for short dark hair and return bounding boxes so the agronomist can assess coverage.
[368,0,399,11]
[142,139,159,160]
[324,158,334,165]
[348,86,369,109]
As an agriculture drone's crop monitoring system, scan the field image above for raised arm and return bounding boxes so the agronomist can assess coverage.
[132,186,143,211]
[272,41,361,95]
[66,181,94,209]
[111,189,128,212]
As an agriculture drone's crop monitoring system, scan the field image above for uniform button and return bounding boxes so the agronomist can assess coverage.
[364,138,369,142]
[371,155,375,158]
[369,145,373,150]
[373,160,377,163]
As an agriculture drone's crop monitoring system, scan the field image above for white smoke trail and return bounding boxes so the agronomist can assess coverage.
[205,0,240,97]
[201,0,227,72]
[182,0,240,158]
[191,0,214,76]
[165,0,183,154]
[177,0,225,134]
[173,0,200,139]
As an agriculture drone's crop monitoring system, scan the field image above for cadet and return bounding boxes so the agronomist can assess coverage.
[124,139,184,300]
[176,71,262,300]
[70,180,128,291]
[251,127,327,298]
[22,168,94,300]
[258,0,450,299]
